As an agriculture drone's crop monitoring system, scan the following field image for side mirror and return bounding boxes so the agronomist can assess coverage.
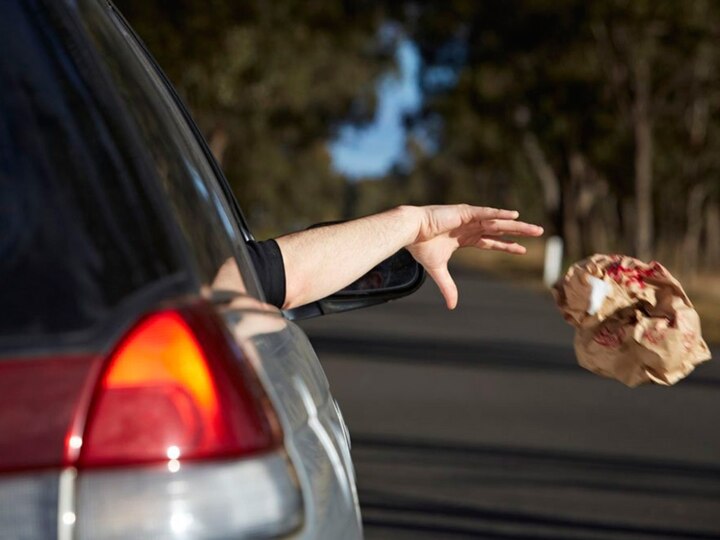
[284,248,425,320]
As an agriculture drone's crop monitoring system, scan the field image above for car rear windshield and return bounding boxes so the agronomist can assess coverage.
[0,0,188,352]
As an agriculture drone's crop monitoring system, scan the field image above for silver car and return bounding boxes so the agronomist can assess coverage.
[0,0,423,538]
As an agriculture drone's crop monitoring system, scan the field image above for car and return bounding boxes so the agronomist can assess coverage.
[0,1,424,538]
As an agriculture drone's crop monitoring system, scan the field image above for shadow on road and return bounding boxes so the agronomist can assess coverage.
[309,333,720,387]
[353,435,720,539]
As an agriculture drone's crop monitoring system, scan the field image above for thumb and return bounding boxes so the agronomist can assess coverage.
[427,265,459,310]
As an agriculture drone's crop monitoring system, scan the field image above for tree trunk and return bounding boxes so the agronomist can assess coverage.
[521,131,562,236]
[569,152,608,256]
[562,175,582,262]
[633,58,654,261]
[590,195,618,254]
[681,184,707,274]
[621,198,636,254]
[705,199,720,269]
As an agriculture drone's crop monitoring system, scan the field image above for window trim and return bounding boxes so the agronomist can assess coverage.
[107,3,255,243]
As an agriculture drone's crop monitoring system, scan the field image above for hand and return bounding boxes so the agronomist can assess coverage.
[406,204,544,309]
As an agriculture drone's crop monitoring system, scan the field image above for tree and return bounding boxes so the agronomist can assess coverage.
[403,0,615,260]
[116,0,390,233]
[398,0,720,268]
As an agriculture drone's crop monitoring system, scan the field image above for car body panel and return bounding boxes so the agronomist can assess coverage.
[0,473,59,540]
[74,451,303,539]
[221,298,362,539]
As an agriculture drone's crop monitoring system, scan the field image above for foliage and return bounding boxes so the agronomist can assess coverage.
[118,0,720,271]
[116,0,389,233]
[399,0,720,268]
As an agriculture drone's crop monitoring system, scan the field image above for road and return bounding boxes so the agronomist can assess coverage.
[299,270,720,539]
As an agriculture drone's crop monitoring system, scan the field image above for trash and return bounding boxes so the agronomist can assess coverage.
[552,254,712,387]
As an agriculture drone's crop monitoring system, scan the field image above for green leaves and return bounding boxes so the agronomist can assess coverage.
[117,0,387,232]
[401,0,720,267]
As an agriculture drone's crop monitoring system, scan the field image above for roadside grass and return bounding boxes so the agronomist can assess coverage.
[452,237,720,345]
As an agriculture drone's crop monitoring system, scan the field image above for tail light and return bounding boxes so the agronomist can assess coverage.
[69,303,281,468]
[66,302,302,539]
[0,301,301,539]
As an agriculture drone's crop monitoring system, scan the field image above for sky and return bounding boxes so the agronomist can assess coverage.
[329,39,422,179]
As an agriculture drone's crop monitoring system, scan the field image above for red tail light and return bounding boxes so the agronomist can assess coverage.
[72,303,280,468]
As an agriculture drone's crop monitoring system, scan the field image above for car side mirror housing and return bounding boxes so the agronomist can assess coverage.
[284,248,425,321]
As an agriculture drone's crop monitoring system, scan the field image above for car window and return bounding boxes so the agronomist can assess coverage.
[77,0,265,303]
[0,0,189,352]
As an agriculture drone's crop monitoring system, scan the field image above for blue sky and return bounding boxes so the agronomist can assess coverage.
[330,39,422,179]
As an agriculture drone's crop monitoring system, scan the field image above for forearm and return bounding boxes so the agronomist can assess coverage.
[276,206,422,309]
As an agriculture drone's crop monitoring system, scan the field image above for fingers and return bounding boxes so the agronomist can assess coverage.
[455,205,544,235]
[426,265,459,310]
[476,238,528,254]
[459,228,530,253]
[423,205,542,240]
[461,204,519,222]
[480,219,544,237]
[459,220,543,239]
[457,222,543,252]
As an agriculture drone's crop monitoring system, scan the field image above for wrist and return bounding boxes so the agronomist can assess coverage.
[394,205,425,246]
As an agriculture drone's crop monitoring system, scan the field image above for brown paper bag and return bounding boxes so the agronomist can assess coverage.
[553,254,711,387]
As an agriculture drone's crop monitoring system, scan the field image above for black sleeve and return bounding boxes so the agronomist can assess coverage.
[246,239,286,309]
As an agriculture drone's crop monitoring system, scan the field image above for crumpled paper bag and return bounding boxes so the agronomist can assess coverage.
[553,254,711,387]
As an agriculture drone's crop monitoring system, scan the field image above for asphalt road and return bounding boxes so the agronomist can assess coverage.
[299,270,720,540]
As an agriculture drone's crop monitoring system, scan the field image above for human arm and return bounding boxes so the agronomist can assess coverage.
[276,204,543,310]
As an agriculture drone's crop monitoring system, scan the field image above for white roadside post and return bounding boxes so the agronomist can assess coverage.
[543,235,564,288]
